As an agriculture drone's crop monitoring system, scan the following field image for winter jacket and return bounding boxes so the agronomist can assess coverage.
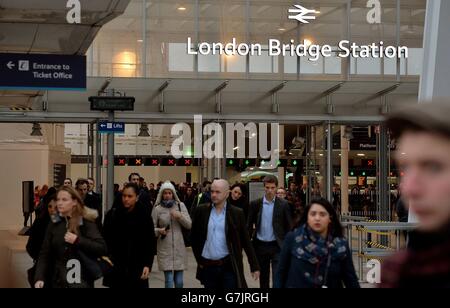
[152,202,191,271]
[381,224,450,288]
[103,201,156,288]
[34,208,107,288]
[275,227,360,288]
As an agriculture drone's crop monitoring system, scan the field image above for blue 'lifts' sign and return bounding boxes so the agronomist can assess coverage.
[0,53,86,90]
[98,122,125,134]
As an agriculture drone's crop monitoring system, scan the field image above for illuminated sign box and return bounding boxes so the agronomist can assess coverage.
[89,96,135,111]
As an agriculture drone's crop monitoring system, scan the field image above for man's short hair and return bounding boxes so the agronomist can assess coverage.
[263,175,278,187]
[128,173,140,181]
[75,178,89,188]
[387,102,450,140]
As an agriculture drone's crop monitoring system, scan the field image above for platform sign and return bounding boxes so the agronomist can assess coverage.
[0,53,86,90]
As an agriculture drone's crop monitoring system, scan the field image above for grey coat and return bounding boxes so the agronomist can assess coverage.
[152,202,192,271]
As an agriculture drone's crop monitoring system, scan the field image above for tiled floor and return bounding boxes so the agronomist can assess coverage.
[1,230,377,288]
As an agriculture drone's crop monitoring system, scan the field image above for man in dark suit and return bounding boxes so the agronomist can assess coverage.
[75,178,103,230]
[191,179,260,288]
[248,175,293,288]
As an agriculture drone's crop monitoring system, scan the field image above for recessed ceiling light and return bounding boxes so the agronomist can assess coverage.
[178,6,186,11]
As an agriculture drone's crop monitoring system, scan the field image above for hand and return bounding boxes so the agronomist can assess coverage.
[251,271,260,281]
[158,228,167,236]
[64,232,78,244]
[170,209,182,220]
[140,267,150,280]
[35,281,44,288]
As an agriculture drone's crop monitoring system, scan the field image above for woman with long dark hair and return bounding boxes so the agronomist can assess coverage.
[103,183,156,288]
[274,198,359,288]
[227,183,249,220]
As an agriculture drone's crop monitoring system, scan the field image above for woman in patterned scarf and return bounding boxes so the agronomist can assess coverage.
[274,198,360,288]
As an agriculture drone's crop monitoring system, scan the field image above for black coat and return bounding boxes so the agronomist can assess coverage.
[34,211,107,288]
[26,215,51,261]
[227,196,249,221]
[102,201,156,288]
[275,230,360,288]
[247,197,293,248]
[84,193,103,230]
[191,203,260,288]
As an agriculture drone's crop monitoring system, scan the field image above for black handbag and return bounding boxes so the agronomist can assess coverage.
[77,250,114,281]
[177,204,191,247]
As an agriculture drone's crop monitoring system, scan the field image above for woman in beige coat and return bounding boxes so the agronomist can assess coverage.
[152,181,191,288]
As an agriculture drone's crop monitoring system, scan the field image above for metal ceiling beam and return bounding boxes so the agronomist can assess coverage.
[352,83,401,107]
[0,111,384,124]
[300,82,345,105]
[214,81,229,114]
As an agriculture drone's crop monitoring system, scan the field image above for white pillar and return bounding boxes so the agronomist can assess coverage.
[419,0,450,100]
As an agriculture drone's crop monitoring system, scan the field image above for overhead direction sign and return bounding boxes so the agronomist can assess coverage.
[0,53,86,90]
[98,121,125,134]
[89,96,135,111]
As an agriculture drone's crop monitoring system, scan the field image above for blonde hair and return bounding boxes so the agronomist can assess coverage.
[57,186,85,235]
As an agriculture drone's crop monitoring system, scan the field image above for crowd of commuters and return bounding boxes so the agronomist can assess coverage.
[24,103,450,289]
[26,174,360,289]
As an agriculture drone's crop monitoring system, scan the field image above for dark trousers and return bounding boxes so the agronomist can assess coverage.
[201,259,237,289]
[253,239,280,288]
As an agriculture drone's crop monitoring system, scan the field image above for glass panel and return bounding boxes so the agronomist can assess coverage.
[407,48,423,75]
[89,0,143,77]
[146,0,196,77]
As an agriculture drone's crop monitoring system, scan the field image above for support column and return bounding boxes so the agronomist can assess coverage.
[87,123,94,179]
[326,122,333,201]
[419,0,450,100]
[377,124,389,221]
[340,126,349,214]
[106,111,114,211]
[278,125,285,188]
[95,122,102,194]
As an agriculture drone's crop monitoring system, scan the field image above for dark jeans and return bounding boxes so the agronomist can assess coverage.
[254,239,280,288]
[201,259,237,289]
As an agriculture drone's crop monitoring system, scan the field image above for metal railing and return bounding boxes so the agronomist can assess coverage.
[340,215,418,282]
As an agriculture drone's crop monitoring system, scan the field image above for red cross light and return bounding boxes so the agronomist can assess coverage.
[119,159,125,165]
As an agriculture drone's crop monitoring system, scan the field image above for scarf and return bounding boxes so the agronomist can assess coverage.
[292,224,348,264]
[160,199,176,209]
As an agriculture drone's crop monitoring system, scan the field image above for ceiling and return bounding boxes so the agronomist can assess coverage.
[0,0,132,109]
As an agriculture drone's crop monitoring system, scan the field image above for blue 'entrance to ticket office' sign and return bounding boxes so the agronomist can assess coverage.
[0,53,86,90]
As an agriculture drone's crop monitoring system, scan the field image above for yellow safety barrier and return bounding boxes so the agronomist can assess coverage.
[357,253,384,262]
[365,241,394,250]
[10,107,32,111]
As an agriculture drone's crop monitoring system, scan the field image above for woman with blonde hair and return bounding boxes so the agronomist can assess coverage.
[152,181,191,288]
[34,186,107,288]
